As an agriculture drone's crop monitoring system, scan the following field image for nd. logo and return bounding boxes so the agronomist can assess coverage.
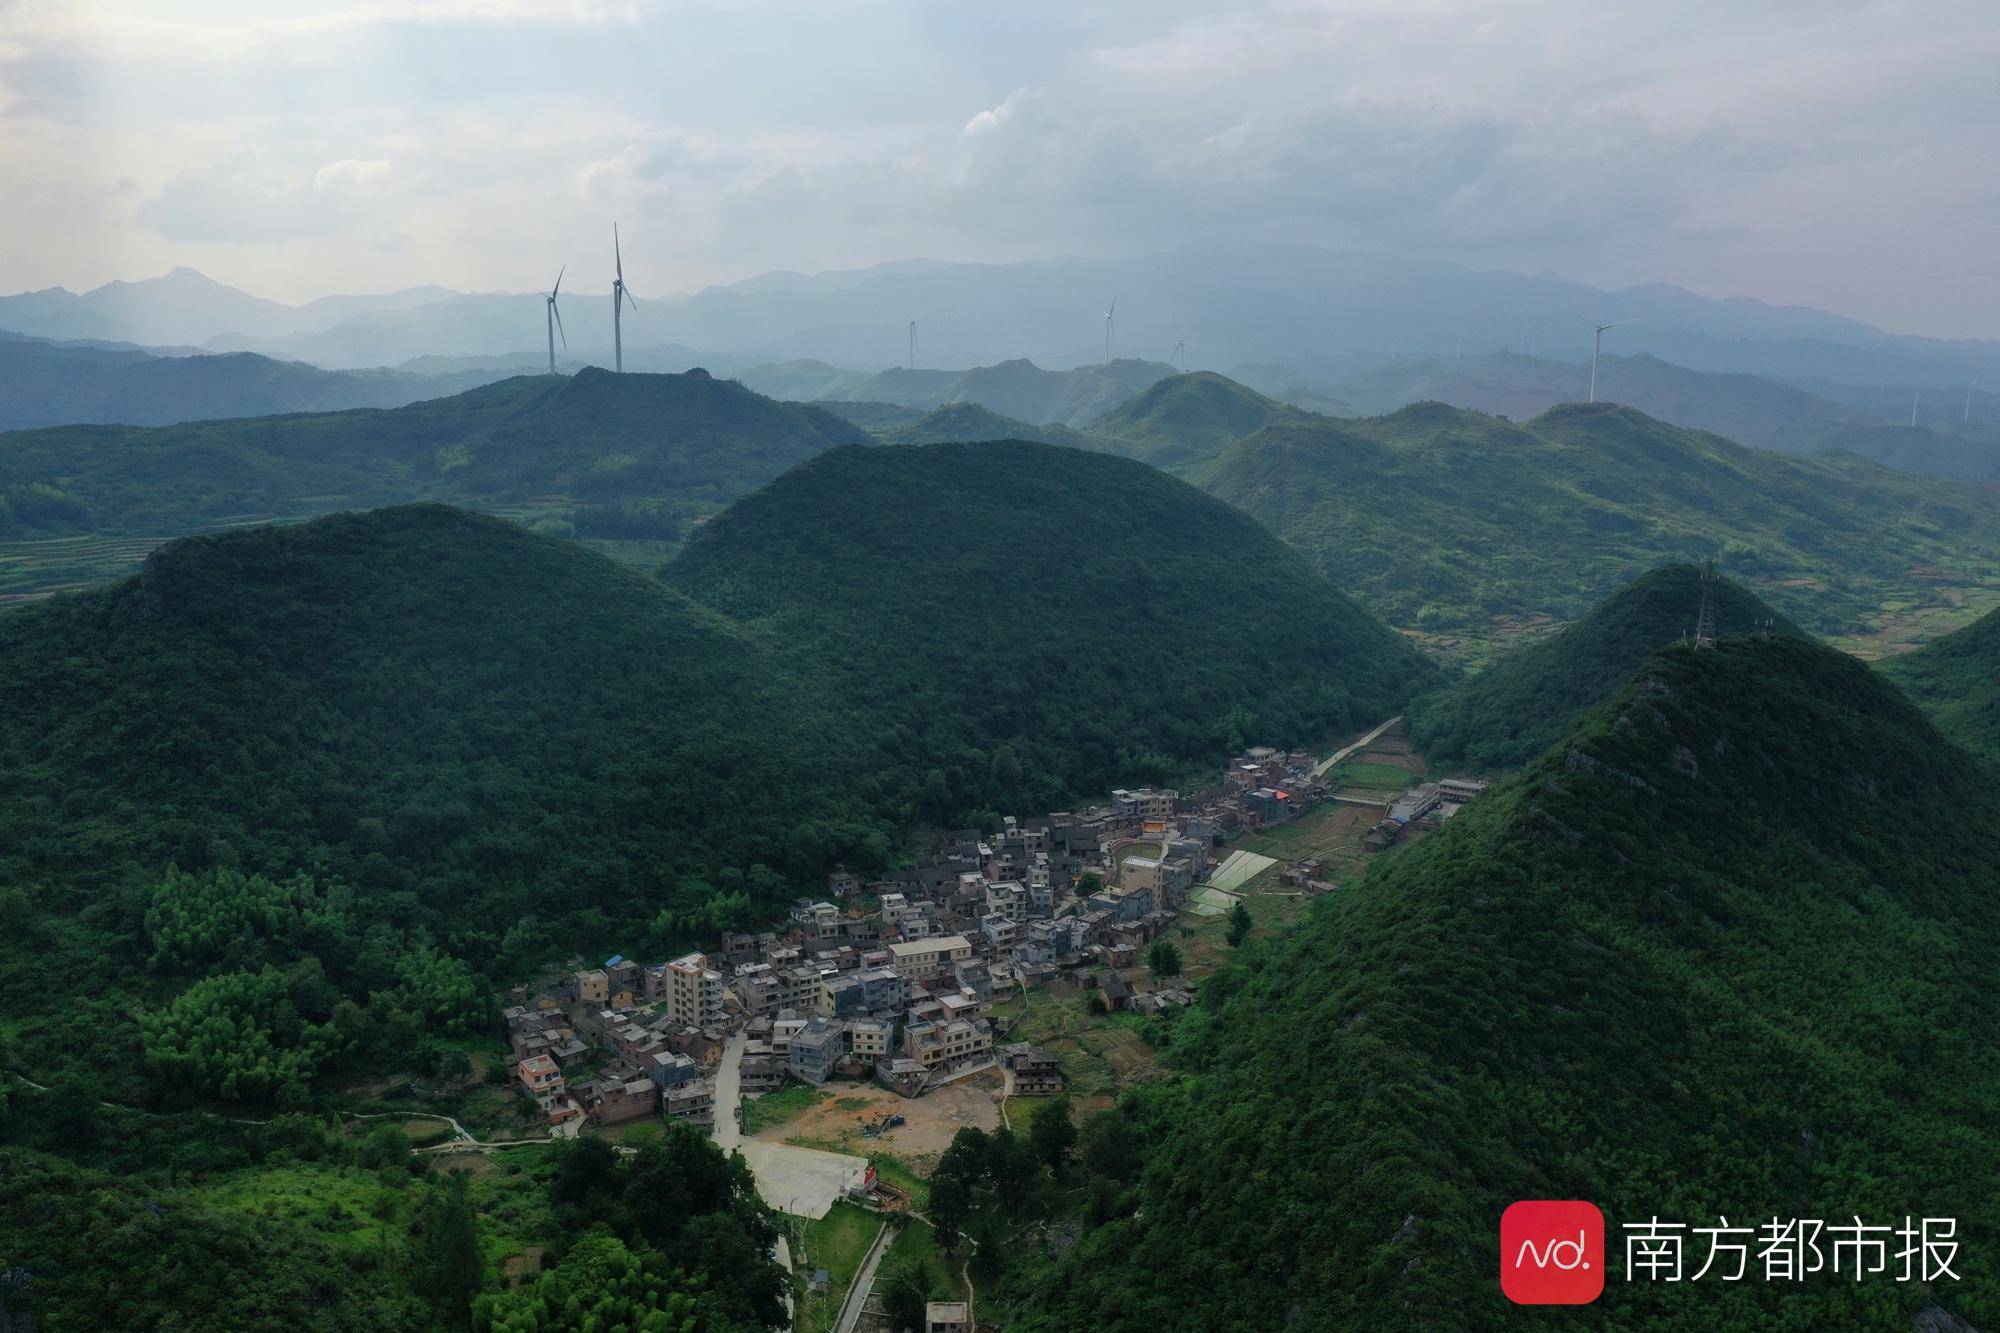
[1500,1201,1605,1304]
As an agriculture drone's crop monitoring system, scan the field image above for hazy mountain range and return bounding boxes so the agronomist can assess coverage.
[6,245,1994,389]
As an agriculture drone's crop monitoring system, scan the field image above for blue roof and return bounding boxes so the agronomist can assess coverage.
[605,954,624,967]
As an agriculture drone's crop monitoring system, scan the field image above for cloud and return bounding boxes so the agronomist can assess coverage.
[137,153,382,243]
[311,158,392,197]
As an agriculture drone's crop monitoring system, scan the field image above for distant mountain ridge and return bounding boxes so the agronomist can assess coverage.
[732,356,1178,428]
[12,244,1993,384]
[0,368,866,555]
[1190,398,2000,644]
[1290,350,2000,481]
[0,331,506,430]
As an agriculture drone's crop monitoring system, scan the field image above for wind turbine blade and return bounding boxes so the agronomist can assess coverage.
[553,265,564,298]
[615,224,624,281]
[1108,295,1117,319]
[553,302,567,348]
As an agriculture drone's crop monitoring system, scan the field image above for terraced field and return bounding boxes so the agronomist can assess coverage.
[0,531,187,601]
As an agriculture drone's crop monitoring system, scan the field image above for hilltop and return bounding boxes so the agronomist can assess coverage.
[1086,370,1304,467]
[1191,399,2000,647]
[1025,632,2000,1329]
[1409,564,1801,768]
[875,400,1089,448]
[664,440,1437,816]
[1879,603,2000,765]
[733,356,1178,427]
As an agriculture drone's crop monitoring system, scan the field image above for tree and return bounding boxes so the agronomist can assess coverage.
[1146,938,1182,979]
[1029,1095,1078,1179]
[882,1263,929,1333]
[475,1233,699,1333]
[1227,900,1254,948]
[928,1170,969,1251]
[408,1170,484,1328]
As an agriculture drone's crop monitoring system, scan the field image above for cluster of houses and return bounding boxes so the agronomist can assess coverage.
[505,952,728,1132]
[506,745,1452,1133]
[1361,776,1488,852]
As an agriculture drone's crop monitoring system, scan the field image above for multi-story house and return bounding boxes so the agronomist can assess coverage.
[665,952,726,1028]
[790,1019,846,1084]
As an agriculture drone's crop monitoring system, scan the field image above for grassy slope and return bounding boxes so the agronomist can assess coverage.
[1878,602,2000,765]
[1029,633,2000,1330]
[1191,399,2000,639]
[1409,564,1802,769]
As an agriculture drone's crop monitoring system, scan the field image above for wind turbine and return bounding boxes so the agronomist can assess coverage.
[1588,317,1642,402]
[908,319,917,371]
[611,224,637,373]
[1910,387,1920,428]
[1170,340,1188,372]
[543,267,567,375]
[1103,296,1117,364]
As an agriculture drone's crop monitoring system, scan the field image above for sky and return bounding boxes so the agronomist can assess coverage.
[1,0,1996,337]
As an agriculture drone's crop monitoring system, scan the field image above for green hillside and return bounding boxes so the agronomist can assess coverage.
[0,506,895,1082]
[1192,399,2000,649]
[664,440,1438,816]
[0,367,867,595]
[1024,633,2000,1329]
[1879,603,2000,764]
[1086,370,1304,467]
[878,400,1088,447]
[1409,563,1801,768]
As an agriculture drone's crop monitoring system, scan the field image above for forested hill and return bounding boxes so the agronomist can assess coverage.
[1409,564,1801,768]
[0,366,866,541]
[1879,602,2000,765]
[664,440,1438,820]
[1030,632,2000,1330]
[1085,370,1305,467]
[1190,399,2000,645]
[0,505,893,1089]
[1,467,1438,1095]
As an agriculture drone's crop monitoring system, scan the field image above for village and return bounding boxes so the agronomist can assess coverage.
[503,730,1485,1147]
[474,726,1491,1331]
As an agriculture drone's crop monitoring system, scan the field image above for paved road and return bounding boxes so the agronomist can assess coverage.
[832,1218,896,1333]
[712,1031,747,1153]
[1313,715,1403,778]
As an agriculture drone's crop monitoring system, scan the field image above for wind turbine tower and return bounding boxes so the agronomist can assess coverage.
[543,267,567,375]
[1910,387,1919,428]
[1104,296,1117,364]
[908,319,917,371]
[1589,318,1642,402]
[611,224,637,373]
